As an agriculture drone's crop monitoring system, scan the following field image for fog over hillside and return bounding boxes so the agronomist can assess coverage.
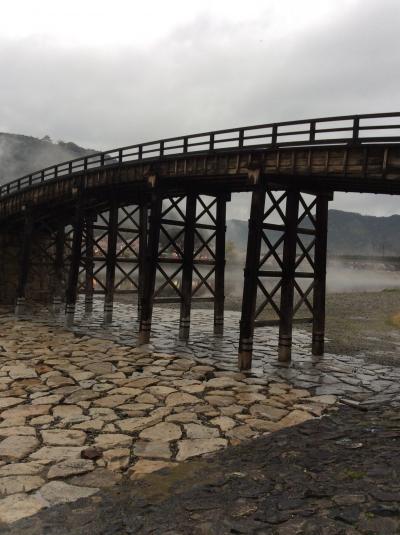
[0,132,94,183]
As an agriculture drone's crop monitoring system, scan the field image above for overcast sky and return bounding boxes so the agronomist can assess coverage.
[1,0,399,219]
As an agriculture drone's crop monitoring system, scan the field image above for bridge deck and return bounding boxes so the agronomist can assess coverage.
[1,144,400,222]
[1,112,400,221]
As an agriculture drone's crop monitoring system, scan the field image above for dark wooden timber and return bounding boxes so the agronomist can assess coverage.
[179,195,197,340]
[139,194,162,344]
[65,196,84,326]
[278,191,300,362]
[52,221,65,313]
[15,209,34,316]
[3,112,400,204]
[3,113,400,224]
[238,180,266,370]
[214,195,228,335]
[137,204,148,321]
[84,216,95,314]
[312,194,331,355]
[104,203,118,323]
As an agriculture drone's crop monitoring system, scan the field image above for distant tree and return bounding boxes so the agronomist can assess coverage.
[41,135,52,143]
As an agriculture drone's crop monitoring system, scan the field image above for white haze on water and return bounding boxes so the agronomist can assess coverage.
[223,262,400,298]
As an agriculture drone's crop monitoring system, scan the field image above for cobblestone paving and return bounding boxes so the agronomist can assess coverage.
[43,298,400,402]
[3,403,400,535]
[0,299,399,526]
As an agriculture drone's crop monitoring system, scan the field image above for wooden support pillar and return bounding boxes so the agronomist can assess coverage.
[278,191,300,362]
[52,222,65,314]
[137,204,148,322]
[104,203,119,324]
[179,195,197,340]
[238,185,266,370]
[139,194,162,345]
[312,193,331,355]
[65,198,84,327]
[15,209,34,317]
[214,194,228,335]
[84,216,95,314]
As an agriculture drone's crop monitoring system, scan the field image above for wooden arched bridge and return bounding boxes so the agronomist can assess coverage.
[1,112,400,370]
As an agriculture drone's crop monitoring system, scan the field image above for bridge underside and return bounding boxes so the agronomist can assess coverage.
[1,142,400,368]
[0,187,330,369]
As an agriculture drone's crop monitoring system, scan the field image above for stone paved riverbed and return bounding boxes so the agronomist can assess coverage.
[3,402,400,535]
[23,298,400,401]
[0,299,399,527]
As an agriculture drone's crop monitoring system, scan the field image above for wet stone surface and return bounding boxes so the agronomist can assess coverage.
[22,297,400,404]
[3,403,400,534]
[0,298,399,527]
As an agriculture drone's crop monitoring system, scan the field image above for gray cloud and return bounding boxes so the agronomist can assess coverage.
[0,0,399,218]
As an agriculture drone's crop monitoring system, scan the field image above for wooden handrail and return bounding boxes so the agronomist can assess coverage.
[1,111,400,198]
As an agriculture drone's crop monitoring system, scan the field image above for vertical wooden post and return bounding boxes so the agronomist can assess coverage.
[238,184,266,370]
[52,221,65,314]
[104,203,119,323]
[278,190,300,362]
[139,194,162,344]
[312,193,331,355]
[15,209,34,316]
[84,216,95,314]
[65,197,84,327]
[179,194,197,340]
[137,203,148,322]
[214,194,228,335]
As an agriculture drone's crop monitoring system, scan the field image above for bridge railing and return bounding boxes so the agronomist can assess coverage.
[1,112,400,198]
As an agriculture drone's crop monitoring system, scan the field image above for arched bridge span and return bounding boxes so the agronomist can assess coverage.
[1,112,400,369]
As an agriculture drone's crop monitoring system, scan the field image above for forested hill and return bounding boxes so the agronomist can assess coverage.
[0,133,94,183]
[228,210,400,256]
[326,209,400,255]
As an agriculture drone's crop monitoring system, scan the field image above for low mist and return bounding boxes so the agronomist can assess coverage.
[223,259,400,299]
[327,264,400,293]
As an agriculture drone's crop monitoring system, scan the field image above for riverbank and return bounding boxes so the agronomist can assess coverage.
[3,401,400,534]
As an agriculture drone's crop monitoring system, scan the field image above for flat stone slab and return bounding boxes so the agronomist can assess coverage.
[41,430,87,446]
[47,460,94,479]
[0,494,47,524]
[0,398,25,410]
[139,422,182,442]
[8,367,37,380]
[176,438,227,461]
[0,436,39,460]
[37,481,98,506]
[0,475,44,495]
[30,447,85,461]
[133,441,172,460]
